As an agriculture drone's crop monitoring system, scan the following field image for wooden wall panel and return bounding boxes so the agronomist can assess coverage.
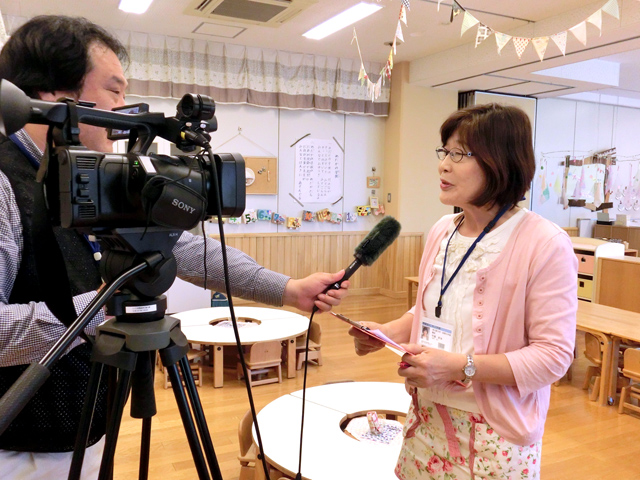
[211,231,424,295]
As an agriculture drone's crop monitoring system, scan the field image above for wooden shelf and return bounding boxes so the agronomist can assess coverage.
[570,237,625,302]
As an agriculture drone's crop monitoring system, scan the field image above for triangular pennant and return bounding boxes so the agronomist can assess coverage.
[450,1,462,23]
[602,0,620,20]
[587,9,602,35]
[388,50,394,71]
[400,4,407,25]
[569,21,587,46]
[532,36,550,62]
[551,31,567,55]
[401,0,410,11]
[395,21,404,44]
[392,36,397,55]
[513,37,530,59]
[460,11,480,37]
[495,32,512,55]
[475,24,493,48]
[358,62,366,84]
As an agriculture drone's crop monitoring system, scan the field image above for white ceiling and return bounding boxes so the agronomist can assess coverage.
[1,0,639,105]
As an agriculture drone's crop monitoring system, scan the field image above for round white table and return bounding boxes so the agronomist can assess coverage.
[254,382,410,480]
[172,306,309,387]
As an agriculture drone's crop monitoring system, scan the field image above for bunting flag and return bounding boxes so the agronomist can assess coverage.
[569,21,587,46]
[532,36,550,62]
[551,31,568,55]
[475,24,493,48]
[495,32,512,55]
[602,0,620,20]
[460,11,480,37]
[512,37,530,59]
[401,0,410,11]
[587,9,602,35]
[400,4,407,25]
[450,1,463,23]
[388,50,394,72]
[396,21,404,44]
[358,62,366,84]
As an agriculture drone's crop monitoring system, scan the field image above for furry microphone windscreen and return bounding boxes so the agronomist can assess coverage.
[354,216,401,266]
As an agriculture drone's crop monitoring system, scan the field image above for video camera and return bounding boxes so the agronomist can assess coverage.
[0,80,246,234]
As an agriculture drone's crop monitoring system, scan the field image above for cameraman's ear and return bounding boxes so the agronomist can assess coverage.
[37,91,78,102]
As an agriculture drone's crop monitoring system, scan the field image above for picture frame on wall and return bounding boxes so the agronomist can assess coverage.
[367,176,381,189]
[369,196,379,208]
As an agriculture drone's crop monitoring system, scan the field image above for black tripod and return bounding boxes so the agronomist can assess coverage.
[68,292,221,480]
[65,229,223,480]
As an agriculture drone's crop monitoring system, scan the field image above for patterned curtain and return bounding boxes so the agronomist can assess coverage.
[118,31,390,117]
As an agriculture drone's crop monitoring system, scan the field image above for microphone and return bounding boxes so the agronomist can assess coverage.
[315,216,401,311]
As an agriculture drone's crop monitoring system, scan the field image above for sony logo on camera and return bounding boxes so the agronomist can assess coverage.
[171,198,197,215]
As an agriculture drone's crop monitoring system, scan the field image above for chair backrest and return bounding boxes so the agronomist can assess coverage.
[623,348,640,378]
[584,333,602,364]
[246,341,282,363]
[309,321,321,345]
[238,409,254,457]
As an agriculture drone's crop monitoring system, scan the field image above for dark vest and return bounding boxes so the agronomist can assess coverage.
[0,135,107,452]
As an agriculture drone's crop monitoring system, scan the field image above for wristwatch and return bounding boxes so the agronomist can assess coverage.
[461,354,476,385]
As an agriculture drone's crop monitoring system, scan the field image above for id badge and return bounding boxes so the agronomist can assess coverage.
[419,316,453,352]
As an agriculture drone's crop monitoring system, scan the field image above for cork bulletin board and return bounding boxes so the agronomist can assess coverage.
[245,156,278,195]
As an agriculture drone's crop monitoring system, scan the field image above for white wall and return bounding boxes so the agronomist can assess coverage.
[532,98,640,232]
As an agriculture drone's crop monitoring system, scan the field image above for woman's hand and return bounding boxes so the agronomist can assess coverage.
[348,321,386,356]
[397,344,467,388]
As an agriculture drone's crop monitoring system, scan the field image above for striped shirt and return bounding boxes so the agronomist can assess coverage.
[0,131,289,366]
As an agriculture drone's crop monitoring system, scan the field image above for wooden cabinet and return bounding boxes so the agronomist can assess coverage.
[570,237,625,302]
[594,224,640,251]
[595,256,640,312]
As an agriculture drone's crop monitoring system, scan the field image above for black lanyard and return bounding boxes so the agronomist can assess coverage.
[435,204,512,318]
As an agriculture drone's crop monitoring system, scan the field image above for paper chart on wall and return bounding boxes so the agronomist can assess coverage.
[294,138,343,203]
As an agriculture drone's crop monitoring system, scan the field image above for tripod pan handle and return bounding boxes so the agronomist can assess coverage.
[0,363,51,435]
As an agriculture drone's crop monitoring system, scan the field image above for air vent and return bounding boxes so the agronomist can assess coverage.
[185,0,316,27]
[78,205,96,219]
[76,157,97,170]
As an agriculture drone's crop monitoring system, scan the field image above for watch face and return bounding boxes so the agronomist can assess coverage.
[464,365,476,376]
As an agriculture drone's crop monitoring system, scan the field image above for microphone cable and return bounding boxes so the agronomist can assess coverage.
[295,310,317,480]
[202,143,271,480]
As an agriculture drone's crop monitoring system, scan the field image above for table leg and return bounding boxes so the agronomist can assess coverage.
[607,337,622,406]
[214,345,224,388]
[287,338,296,379]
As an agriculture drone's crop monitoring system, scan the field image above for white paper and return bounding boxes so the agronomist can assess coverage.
[294,138,343,203]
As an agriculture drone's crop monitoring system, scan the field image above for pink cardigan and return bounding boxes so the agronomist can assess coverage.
[410,211,578,445]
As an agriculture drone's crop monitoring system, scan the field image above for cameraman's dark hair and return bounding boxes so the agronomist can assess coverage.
[0,15,128,99]
[440,103,535,209]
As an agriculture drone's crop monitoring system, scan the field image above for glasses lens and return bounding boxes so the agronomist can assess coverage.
[436,148,446,161]
[449,151,462,162]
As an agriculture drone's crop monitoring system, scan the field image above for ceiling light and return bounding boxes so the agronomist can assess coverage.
[303,2,383,40]
[119,0,153,14]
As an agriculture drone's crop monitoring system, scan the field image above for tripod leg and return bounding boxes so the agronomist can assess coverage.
[179,356,223,480]
[165,363,212,480]
[99,369,132,480]
[139,417,152,480]
[68,362,105,480]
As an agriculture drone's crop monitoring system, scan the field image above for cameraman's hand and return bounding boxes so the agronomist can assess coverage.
[283,270,350,313]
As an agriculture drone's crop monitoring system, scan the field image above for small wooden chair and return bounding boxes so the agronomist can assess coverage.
[296,322,322,370]
[582,332,603,402]
[237,341,282,387]
[238,409,259,480]
[618,348,640,416]
[163,349,207,389]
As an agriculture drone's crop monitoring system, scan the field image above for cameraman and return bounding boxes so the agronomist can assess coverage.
[0,15,349,478]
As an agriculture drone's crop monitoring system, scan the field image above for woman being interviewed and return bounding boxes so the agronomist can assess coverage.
[351,103,577,479]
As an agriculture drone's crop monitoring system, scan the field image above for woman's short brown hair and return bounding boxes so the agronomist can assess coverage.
[440,103,535,209]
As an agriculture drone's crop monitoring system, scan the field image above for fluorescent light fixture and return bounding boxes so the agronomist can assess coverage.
[119,0,153,14]
[303,2,383,40]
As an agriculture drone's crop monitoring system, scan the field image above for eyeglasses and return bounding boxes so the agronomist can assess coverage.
[435,147,474,163]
